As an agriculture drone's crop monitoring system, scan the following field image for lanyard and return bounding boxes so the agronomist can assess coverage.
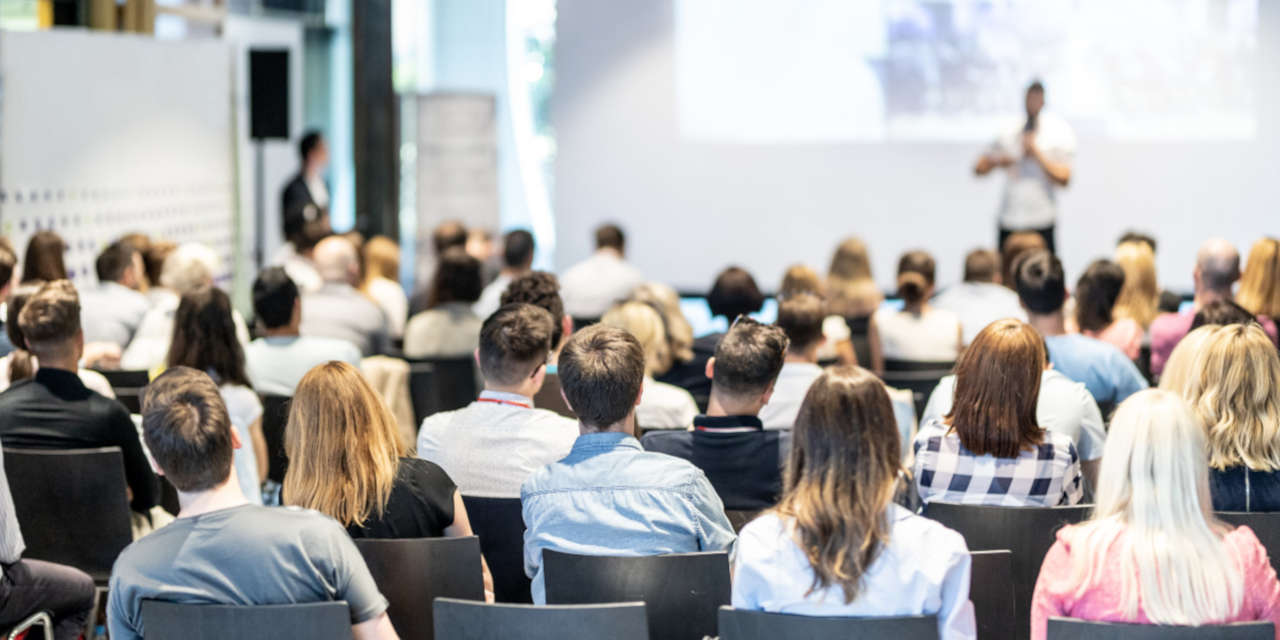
[476,397,532,409]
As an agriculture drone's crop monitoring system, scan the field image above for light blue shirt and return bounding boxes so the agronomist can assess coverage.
[931,282,1026,346]
[1044,334,1147,408]
[245,335,363,396]
[521,432,736,603]
[79,281,152,349]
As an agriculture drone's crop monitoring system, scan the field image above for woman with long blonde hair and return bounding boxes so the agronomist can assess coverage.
[1238,237,1280,324]
[732,366,974,638]
[826,237,883,318]
[1156,325,1215,396]
[360,236,408,339]
[1112,240,1160,329]
[1031,390,1280,638]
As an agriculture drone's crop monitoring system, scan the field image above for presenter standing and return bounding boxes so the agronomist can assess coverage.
[973,81,1075,254]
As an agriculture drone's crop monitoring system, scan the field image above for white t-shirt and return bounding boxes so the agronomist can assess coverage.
[872,307,962,363]
[220,384,263,504]
[364,277,408,339]
[991,111,1076,230]
[635,377,699,430]
[559,250,644,319]
[931,282,1026,347]
[759,362,823,430]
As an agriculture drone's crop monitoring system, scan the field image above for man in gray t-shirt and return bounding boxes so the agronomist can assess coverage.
[107,367,398,640]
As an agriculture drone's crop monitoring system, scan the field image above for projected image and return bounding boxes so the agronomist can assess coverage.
[676,0,1258,142]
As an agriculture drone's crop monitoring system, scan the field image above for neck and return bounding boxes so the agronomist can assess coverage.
[580,415,635,437]
[484,382,538,399]
[1194,288,1229,310]
[1026,311,1067,337]
[35,354,78,372]
[784,349,818,365]
[904,301,929,314]
[176,476,249,518]
[501,266,528,279]
[707,391,763,418]
[262,325,300,338]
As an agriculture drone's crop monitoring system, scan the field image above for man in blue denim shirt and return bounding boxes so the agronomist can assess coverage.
[521,325,736,603]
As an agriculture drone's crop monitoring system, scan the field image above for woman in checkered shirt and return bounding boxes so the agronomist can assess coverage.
[912,319,1085,507]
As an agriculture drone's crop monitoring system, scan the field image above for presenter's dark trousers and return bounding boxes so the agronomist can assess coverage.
[998,224,1055,255]
[0,558,96,640]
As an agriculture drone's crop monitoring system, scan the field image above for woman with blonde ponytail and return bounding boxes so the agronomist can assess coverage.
[1030,390,1280,639]
[868,250,962,374]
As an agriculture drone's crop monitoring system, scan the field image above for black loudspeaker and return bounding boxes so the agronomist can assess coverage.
[249,50,290,140]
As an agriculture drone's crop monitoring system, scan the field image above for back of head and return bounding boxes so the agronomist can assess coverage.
[1196,238,1241,294]
[895,250,935,307]
[1074,259,1126,333]
[601,301,672,376]
[362,236,401,283]
[1014,250,1065,314]
[707,266,764,320]
[1180,324,1280,471]
[21,231,68,284]
[141,367,233,492]
[712,317,788,398]
[299,130,324,163]
[627,282,694,364]
[828,236,872,283]
[948,319,1044,457]
[501,271,566,349]
[558,324,645,430]
[1117,231,1157,253]
[1113,240,1160,329]
[144,241,176,290]
[963,249,1000,284]
[0,241,16,291]
[1001,231,1048,288]
[1190,299,1257,333]
[284,361,404,526]
[778,264,822,299]
[502,229,536,269]
[594,224,625,252]
[314,236,359,285]
[293,218,333,254]
[169,286,249,387]
[96,239,138,284]
[1237,237,1280,318]
[432,220,468,256]
[17,280,80,361]
[478,303,555,386]
[776,293,824,353]
[779,365,900,603]
[160,243,220,295]
[426,248,483,308]
[253,267,299,331]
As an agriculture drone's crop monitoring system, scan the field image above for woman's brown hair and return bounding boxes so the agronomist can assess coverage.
[283,361,405,527]
[5,281,44,382]
[775,365,901,603]
[946,319,1044,457]
[168,286,251,388]
[895,250,935,307]
[20,231,67,284]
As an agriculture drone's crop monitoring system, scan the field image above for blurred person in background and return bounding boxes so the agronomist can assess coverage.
[1112,238,1162,330]
[301,236,389,358]
[20,231,67,284]
[246,267,361,396]
[559,224,644,321]
[404,248,483,358]
[281,130,330,254]
[475,229,535,319]
[870,250,962,374]
[600,301,698,430]
[141,240,176,307]
[360,236,408,340]
[79,239,150,350]
[1074,259,1142,360]
[777,264,856,365]
[933,249,1025,347]
[1237,237,1280,328]
[664,266,765,411]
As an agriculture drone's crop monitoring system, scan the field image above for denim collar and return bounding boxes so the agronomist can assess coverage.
[570,431,641,456]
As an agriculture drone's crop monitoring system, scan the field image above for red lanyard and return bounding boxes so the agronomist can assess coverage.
[476,397,532,409]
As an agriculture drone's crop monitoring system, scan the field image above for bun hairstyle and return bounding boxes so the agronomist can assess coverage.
[896,250,935,307]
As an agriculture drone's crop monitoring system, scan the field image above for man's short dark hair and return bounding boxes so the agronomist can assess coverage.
[501,271,566,348]
[95,239,138,284]
[0,241,16,290]
[1027,80,1044,94]
[559,325,645,429]
[1118,231,1157,253]
[252,267,298,330]
[595,224,625,251]
[707,266,765,320]
[426,248,484,308]
[963,249,1000,283]
[776,293,824,352]
[432,220,468,256]
[503,229,536,269]
[142,367,233,492]
[1014,250,1066,314]
[17,280,80,358]
[1191,299,1259,333]
[712,317,788,397]
[299,130,324,162]
[479,303,555,386]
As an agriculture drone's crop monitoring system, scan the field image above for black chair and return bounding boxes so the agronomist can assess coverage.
[354,536,484,640]
[407,357,479,424]
[258,394,291,485]
[843,315,873,370]
[725,509,762,533]
[922,503,1091,640]
[717,607,938,640]
[1216,511,1280,577]
[3,448,131,584]
[93,369,150,414]
[461,496,533,603]
[1047,618,1273,639]
[970,550,1016,640]
[433,598,647,640]
[880,359,955,419]
[140,600,352,640]
[543,550,730,640]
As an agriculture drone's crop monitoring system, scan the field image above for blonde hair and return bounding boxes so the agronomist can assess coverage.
[1112,241,1159,329]
[283,361,406,527]
[779,264,823,299]
[1157,326,1215,396]
[1179,324,1280,471]
[362,236,401,286]
[627,282,694,365]
[826,237,882,317]
[1237,238,1280,319]
[1070,390,1241,625]
[601,301,672,377]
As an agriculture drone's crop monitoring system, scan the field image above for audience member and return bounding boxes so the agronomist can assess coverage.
[405,248,483,357]
[600,302,698,429]
[733,366,975,639]
[629,281,696,373]
[759,293,825,429]
[301,236,389,357]
[0,281,115,397]
[1157,326,1216,395]
[913,319,1084,507]
[417,304,578,498]
[360,236,409,340]
[0,281,157,516]
[500,271,576,417]
[870,250,962,373]
[777,265,856,365]
[1015,250,1147,407]
[559,224,644,320]
[168,286,267,504]
[1075,259,1142,360]
[1190,299,1259,333]
[1150,238,1278,375]
[1000,231,1047,289]
[281,130,330,248]
[0,241,18,357]
[19,231,67,284]
[475,229,535,319]
[1112,240,1162,329]
[118,233,153,291]
[1238,237,1280,327]
[1030,389,1280,639]
[1116,232,1186,314]
[522,325,735,603]
[933,248,1026,346]
[107,367,398,640]
[825,236,883,318]
[79,239,150,350]
[642,317,788,510]
[665,266,765,410]
[140,240,176,307]
[279,218,329,294]
[432,220,468,255]
[246,268,361,396]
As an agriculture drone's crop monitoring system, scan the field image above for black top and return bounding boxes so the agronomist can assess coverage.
[656,332,720,413]
[347,457,458,539]
[1210,465,1280,512]
[0,367,157,512]
[640,414,789,511]
[280,173,325,239]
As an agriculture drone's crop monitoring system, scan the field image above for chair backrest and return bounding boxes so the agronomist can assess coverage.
[433,598,647,640]
[1047,618,1274,640]
[1216,511,1280,577]
[258,394,291,484]
[407,357,479,424]
[969,550,1016,640]
[717,607,938,640]
[843,315,872,372]
[461,496,533,603]
[94,369,150,414]
[3,447,132,582]
[922,502,1091,640]
[880,360,955,418]
[141,600,352,640]
[543,550,730,640]
[353,536,484,640]
[725,509,762,533]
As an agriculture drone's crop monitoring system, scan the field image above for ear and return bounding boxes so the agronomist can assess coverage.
[530,362,547,388]
[760,380,777,406]
[562,315,574,339]
[229,426,243,450]
[634,383,645,408]
[559,388,575,413]
[705,357,716,381]
[474,348,483,370]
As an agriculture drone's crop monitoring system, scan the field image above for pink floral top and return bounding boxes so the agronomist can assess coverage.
[1083,318,1144,361]
[1031,523,1280,640]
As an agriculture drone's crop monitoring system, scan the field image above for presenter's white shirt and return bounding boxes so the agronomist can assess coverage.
[991,111,1076,230]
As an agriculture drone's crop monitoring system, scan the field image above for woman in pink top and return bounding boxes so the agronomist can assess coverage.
[1030,389,1280,639]
[1075,260,1143,360]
